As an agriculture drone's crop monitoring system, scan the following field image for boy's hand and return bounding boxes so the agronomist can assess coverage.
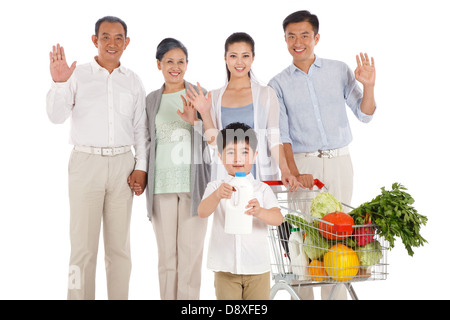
[215,183,234,200]
[245,198,261,217]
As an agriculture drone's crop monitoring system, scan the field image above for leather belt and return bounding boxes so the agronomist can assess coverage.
[74,145,132,157]
[296,146,349,159]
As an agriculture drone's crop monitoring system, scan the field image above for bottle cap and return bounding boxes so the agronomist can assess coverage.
[235,172,247,177]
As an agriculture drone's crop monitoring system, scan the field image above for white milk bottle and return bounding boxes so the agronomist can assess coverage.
[224,172,254,234]
[288,227,308,280]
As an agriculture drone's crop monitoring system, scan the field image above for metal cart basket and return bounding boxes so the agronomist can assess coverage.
[265,180,388,300]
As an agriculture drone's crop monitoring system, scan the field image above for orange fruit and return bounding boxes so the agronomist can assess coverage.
[308,260,328,281]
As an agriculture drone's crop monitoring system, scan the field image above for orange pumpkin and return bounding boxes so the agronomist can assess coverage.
[308,260,328,281]
[319,211,354,240]
[324,244,359,282]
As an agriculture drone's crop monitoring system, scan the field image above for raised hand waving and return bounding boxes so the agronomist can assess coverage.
[186,83,212,116]
[355,52,375,87]
[49,43,77,83]
[178,95,199,125]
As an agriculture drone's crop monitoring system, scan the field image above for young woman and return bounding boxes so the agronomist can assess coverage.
[139,38,210,300]
[186,32,301,189]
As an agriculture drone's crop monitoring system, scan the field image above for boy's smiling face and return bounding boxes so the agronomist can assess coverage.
[219,141,257,177]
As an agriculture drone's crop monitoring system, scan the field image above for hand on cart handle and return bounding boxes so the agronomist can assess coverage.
[297,173,316,190]
[281,171,301,192]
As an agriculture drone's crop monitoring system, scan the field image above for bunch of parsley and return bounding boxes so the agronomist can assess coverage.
[350,183,428,256]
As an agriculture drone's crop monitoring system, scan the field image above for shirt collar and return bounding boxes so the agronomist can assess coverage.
[90,57,127,75]
[289,55,322,75]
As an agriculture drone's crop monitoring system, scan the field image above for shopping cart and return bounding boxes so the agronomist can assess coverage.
[264,179,388,300]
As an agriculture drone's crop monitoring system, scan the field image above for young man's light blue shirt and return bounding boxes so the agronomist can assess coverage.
[268,56,375,153]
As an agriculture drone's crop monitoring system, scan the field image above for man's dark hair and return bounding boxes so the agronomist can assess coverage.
[156,38,189,62]
[217,122,258,154]
[95,16,128,37]
[282,10,319,35]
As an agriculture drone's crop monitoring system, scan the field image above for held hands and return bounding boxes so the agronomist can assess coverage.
[355,52,375,87]
[127,170,147,196]
[185,83,212,115]
[49,44,77,83]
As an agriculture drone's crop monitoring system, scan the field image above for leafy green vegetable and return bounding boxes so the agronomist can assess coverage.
[350,183,427,256]
[285,213,316,237]
[310,192,343,221]
[303,228,331,260]
[285,214,331,260]
[356,240,383,268]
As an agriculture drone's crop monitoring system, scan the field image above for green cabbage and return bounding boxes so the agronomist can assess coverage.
[310,192,343,220]
[303,227,331,260]
[356,240,383,268]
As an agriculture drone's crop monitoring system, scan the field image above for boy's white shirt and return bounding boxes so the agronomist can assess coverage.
[203,173,280,275]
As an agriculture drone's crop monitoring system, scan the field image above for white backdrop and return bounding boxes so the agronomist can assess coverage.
[0,0,449,300]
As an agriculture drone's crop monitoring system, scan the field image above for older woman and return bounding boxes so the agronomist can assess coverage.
[139,38,210,300]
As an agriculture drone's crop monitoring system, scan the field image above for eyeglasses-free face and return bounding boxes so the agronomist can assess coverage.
[284,21,320,72]
[157,48,188,86]
[92,21,130,71]
[225,42,255,80]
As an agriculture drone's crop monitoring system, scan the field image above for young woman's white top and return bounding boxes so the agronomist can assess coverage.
[208,77,282,182]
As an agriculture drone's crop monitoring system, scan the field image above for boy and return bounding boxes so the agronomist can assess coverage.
[198,122,282,300]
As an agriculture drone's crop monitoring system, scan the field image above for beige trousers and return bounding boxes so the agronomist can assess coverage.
[214,272,270,300]
[67,150,135,300]
[291,153,353,300]
[152,193,208,300]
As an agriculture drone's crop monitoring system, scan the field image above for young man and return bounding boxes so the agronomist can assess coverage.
[46,16,149,300]
[268,10,376,300]
[198,122,282,300]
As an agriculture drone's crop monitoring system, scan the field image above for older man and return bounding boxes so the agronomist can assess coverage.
[46,16,149,300]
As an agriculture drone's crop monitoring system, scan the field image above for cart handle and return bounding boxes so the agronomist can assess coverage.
[263,179,325,189]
